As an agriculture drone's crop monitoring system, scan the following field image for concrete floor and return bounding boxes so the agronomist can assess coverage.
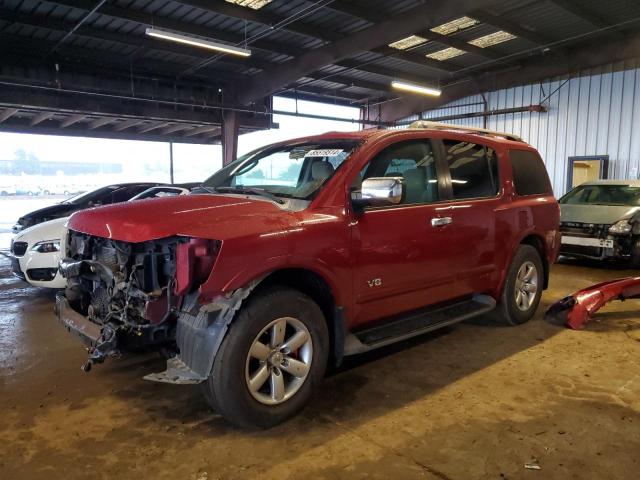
[1,254,639,480]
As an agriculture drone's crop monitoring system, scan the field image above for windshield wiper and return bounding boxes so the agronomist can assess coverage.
[209,186,285,204]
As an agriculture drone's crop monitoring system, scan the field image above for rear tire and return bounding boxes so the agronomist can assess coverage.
[492,245,544,325]
[201,286,329,429]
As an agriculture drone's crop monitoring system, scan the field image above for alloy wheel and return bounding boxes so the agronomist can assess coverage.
[514,261,539,311]
[245,317,313,405]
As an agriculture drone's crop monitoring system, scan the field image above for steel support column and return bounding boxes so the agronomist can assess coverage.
[222,110,239,166]
[169,142,174,184]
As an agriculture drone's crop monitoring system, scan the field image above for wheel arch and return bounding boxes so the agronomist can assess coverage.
[519,234,549,289]
[251,268,344,368]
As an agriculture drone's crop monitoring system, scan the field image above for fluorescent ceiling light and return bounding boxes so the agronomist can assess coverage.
[388,35,427,50]
[145,27,251,57]
[426,47,465,61]
[225,0,272,9]
[431,16,478,35]
[391,81,441,97]
[469,31,516,48]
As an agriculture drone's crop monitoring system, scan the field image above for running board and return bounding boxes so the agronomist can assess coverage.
[343,295,496,356]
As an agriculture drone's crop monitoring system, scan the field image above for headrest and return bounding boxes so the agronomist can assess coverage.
[311,161,335,181]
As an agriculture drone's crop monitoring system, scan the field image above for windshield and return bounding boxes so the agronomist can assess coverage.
[63,186,117,205]
[560,184,640,206]
[202,140,361,200]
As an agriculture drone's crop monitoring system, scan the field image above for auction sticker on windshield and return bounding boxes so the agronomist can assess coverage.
[304,149,344,157]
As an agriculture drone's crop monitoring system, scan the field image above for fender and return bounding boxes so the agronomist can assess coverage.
[200,253,350,308]
[494,228,550,298]
[145,257,348,384]
[143,279,262,384]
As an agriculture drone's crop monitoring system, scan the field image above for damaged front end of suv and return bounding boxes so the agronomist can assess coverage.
[58,231,220,372]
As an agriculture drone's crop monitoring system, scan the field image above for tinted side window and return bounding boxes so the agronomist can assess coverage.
[443,140,498,200]
[361,140,439,205]
[509,149,552,196]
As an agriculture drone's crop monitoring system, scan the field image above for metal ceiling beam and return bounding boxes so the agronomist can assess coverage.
[52,0,107,51]
[323,0,376,22]
[469,10,552,45]
[112,119,146,132]
[60,113,86,128]
[30,112,54,126]
[87,117,115,130]
[279,85,366,104]
[0,122,219,144]
[161,124,193,135]
[334,60,444,88]
[0,108,19,123]
[0,34,205,85]
[183,125,221,138]
[138,122,171,134]
[175,0,340,42]
[0,16,397,103]
[0,8,264,73]
[548,0,614,30]
[177,0,452,74]
[237,0,497,105]
[303,73,391,94]
[376,31,640,122]
[42,0,303,57]
[277,89,367,106]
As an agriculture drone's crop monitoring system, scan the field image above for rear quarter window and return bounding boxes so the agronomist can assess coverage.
[509,150,553,196]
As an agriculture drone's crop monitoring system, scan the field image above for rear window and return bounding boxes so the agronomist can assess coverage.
[509,150,552,196]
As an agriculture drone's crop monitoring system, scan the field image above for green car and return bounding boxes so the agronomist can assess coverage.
[559,180,640,266]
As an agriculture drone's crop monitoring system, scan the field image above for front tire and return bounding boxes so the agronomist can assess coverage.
[492,245,544,325]
[202,286,329,429]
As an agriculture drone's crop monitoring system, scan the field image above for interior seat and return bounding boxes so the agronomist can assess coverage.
[402,167,436,204]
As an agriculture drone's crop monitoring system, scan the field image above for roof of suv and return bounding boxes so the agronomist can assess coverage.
[287,127,531,148]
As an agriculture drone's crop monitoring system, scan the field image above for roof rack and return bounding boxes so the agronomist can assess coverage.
[408,120,524,143]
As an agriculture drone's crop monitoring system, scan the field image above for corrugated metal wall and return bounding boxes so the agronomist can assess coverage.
[407,60,640,196]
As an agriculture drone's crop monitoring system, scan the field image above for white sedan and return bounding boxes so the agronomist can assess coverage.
[10,217,68,288]
[10,185,191,288]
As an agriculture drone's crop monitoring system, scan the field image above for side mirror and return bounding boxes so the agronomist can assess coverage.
[352,177,404,209]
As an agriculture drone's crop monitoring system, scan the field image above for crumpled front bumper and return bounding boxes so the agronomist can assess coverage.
[54,292,101,345]
[545,276,640,329]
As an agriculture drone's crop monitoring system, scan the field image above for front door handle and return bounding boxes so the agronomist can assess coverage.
[431,216,453,227]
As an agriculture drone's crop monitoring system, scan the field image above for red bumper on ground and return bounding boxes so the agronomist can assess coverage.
[545,277,640,329]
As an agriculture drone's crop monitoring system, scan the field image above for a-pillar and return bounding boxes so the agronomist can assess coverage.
[222,110,239,166]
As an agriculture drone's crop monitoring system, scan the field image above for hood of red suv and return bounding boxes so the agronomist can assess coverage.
[67,194,295,242]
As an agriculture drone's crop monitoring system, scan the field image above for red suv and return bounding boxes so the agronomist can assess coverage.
[56,122,560,428]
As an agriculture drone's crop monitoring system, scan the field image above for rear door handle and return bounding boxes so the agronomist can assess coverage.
[431,217,453,227]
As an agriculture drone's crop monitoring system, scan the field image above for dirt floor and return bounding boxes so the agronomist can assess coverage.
[0,254,639,480]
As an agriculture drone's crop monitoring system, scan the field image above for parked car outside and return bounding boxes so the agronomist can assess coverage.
[559,180,640,265]
[15,186,41,196]
[11,185,194,288]
[56,124,560,428]
[0,186,17,196]
[12,182,163,232]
